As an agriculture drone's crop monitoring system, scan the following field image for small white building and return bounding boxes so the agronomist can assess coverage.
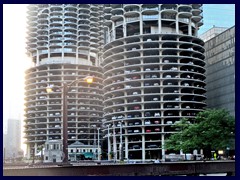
[68,141,101,161]
[44,140,63,163]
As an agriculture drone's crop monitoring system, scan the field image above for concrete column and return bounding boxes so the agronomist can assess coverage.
[112,23,115,41]
[36,50,39,65]
[161,133,165,159]
[158,12,162,33]
[76,48,78,64]
[107,125,112,160]
[123,22,127,37]
[188,18,192,36]
[48,47,50,60]
[113,124,117,161]
[62,47,64,61]
[140,14,143,35]
[26,145,31,159]
[142,134,145,162]
[176,15,179,34]
[125,136,128,160]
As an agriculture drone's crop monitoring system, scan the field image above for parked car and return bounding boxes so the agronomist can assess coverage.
[144,120,151,125]
[170,67,177,71]
[127,114,133,118]
[117,115,124,119]
[166,121,173,124]
[147,144,158,148]
[145,74,151,78]
[145,112,151,117]
[128,129,133,133]
[134,106,140,110]
[133,129,140,133]
[132,145,141,149]
[152,120,159,124]
[134,121,140,125]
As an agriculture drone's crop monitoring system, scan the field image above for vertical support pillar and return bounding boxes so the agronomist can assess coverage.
[142,134,145,162]
[176,15,179,34]
[188,18,192,36]
[140,14,143,35]
[161,134,165,160]
[113,125,117,162]
[107,125,111,160]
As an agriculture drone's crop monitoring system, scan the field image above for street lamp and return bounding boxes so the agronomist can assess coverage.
[46,76,93,164]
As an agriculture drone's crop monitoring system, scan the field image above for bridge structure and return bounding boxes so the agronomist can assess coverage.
[3,160,235,176]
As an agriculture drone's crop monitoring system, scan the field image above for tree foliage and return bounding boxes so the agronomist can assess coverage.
[164,109,235,155]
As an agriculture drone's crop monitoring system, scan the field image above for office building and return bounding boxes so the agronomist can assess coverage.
[199,26,228,42]
[204,26,235,117]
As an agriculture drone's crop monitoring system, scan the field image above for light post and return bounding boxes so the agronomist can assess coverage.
[46,76,93,164]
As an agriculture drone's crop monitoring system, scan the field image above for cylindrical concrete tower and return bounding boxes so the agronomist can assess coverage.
[102,4,206,161]
[24,4,104,159]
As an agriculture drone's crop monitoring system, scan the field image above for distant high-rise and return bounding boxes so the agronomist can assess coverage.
[4,119,22,159]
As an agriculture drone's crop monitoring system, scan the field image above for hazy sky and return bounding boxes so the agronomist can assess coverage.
[3,4,235,150]
[3,4,32,133]
[198,4,235,34]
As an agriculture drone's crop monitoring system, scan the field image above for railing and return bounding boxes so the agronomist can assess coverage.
[3,160,235,176]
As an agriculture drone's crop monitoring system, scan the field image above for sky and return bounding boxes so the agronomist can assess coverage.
[3,4,235,152]
[198,4,235,34]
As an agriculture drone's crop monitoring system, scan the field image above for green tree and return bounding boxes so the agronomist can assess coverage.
[165,109,235,158]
